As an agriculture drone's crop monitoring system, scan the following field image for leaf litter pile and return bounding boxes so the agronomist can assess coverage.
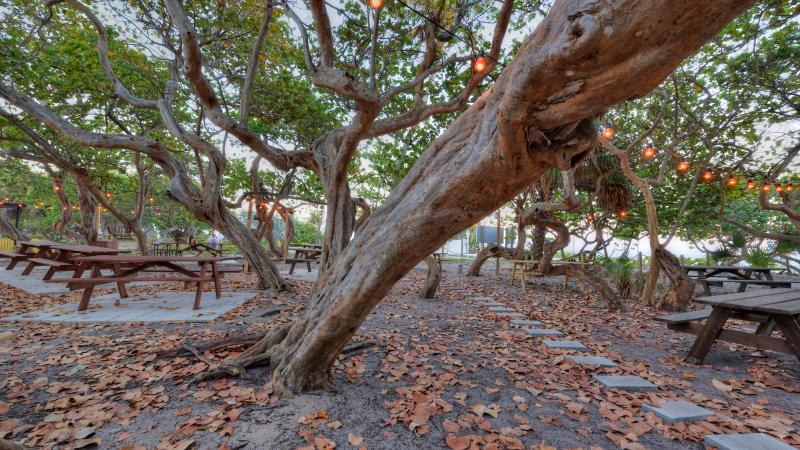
[0,267,798,449]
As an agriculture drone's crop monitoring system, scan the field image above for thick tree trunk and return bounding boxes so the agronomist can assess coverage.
[202,0,755,393]
[530,225,546,259]
[75,177,98,244]
[654,246,695,311]
[418,255,441,299]
[315,134,357,272]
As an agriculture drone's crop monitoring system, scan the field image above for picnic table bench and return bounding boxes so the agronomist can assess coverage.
[655,288,800,363]
[0,240,56,270]
[508,259,593,293]
[20,243,126,281]
[285,246,321,274]
[46,255,236,311]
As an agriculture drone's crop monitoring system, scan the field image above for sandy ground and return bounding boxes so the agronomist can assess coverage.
[0,263,798,449]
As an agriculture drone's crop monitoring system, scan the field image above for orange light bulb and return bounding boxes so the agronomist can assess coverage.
[786,184,794,192]
[617,210,628,218]
[776,183,783,192]
[602,126,615,140]
[472,53,487,74]
[726,177,737,188]
[643,144,656,159]
[677,160,689,172]
[762,183,771,192]
[368,0,382,9]
[702,170,714,182]
[587,213,594,222]
[746,180,755,190]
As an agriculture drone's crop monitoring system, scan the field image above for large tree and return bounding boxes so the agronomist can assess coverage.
[2,0,756,393]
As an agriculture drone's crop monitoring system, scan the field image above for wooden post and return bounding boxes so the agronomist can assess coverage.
[638,252,643,272]
[706,252,711,265]
[495,210,501,277]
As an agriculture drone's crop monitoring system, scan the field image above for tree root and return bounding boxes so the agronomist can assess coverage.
[158,331,269,357]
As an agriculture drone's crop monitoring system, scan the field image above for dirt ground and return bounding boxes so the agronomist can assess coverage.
[0,264,798,449]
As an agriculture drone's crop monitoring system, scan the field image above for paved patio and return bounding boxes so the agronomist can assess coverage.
[0,290,257,323]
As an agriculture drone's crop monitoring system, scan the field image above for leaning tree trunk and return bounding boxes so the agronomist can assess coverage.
[530,225,546,259]
[418,255,441,299]
[654,246,695,311]
[206,0,756,394]
[315,134,357,272]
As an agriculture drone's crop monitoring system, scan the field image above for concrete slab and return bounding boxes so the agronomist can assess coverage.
[487,306,515,312]
[1,290,257,323]
[494,312,526,318]
[641,400,714,423]
[470,296,493,301]
[480,302,507,307]
[566,355,617,367]
[704,433,794,450]
[0,266,153,295]
[525,328,564,337]
[543,340,587,350]
[511,319,542,326]
[593,375,657,392]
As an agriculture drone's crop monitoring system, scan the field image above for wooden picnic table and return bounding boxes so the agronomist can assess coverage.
[656,288,800,363]
[683,265,784,295]
[47,255,237,311]
[1,240,56,270]
[19,242,126,281]
[285,246,322,274]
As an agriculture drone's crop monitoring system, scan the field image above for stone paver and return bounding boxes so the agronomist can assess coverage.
[525,328,564,336]
[566,355,617,367]
[704,433,794,450]
[593,375,657,392]
[543,339,587,350]
[470,296,493,301]
[641,400,714,424]
[487,306,515,312]
[511,319,542,326]
[495,312,525,318]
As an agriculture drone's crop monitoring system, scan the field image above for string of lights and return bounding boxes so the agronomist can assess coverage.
[598,124,798,219]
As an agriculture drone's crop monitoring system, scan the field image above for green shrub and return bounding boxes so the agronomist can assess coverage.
[598,255,637,299]
[743,247,774,268]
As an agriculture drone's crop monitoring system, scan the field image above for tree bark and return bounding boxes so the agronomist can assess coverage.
[0,209,28,241]
[418,255,441,299]
[654,246,694,311]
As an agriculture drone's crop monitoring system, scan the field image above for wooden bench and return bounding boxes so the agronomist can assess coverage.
[694,277,791,295]
[0,251,29,270]
[24,257,75,280]
[48,275,214,309]
[286,258,316,274]
[655,309,712,325]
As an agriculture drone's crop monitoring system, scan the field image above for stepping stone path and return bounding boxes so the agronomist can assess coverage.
[495,312,526,317]
[525,328,564,336]
[510,319,542,326]
[543,339,587,350]
[704,433,795,450]
[642,401,714,424]
[593,375,657,392]
[566,355,617,367]
[470,294,792,448]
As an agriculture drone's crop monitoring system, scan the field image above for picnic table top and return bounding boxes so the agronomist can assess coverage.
[18,240,58,247]
[695,288,800,315]
[50,243,128,254]
[684,265,773,272]
[72,255,237,263]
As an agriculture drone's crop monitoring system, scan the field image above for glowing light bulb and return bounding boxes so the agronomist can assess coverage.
[617,210,628,218]
[587,213,594,222]
[643,144,656,159]
[368,0,382,9]
[746,180,755,190]
[786,184,794,192]
[677,160,689,173]
[472,53,487,74]
[602,126,615,140]
[776,183,784,193]
[726,177,737,188]
[702,170,714,182]
[762,183,771,192]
